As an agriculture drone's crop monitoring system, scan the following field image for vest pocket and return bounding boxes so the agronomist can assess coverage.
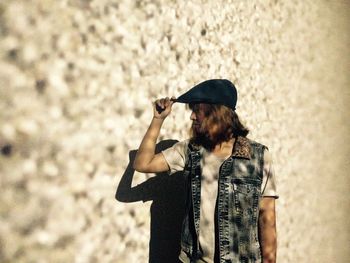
[231,178,259,215]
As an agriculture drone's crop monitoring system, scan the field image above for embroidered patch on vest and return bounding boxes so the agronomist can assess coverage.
[232,136,251,159]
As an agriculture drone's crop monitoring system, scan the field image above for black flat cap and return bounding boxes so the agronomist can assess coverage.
[176,79,237,110]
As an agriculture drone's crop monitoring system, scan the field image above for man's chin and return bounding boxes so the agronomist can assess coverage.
[193,126,204,134]
[193,130,207,139]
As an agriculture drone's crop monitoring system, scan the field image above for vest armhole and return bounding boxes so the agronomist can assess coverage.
[260,145,268,181]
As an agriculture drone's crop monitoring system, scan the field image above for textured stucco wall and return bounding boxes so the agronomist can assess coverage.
[0,0,349,262]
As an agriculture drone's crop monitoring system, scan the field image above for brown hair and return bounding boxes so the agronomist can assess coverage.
[189,103,249,150]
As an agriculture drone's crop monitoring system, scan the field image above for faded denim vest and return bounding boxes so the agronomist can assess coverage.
[179,136,267,263]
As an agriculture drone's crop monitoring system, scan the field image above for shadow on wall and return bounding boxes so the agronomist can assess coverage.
[116,140,186,263]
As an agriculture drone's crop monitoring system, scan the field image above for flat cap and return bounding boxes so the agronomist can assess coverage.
[176,79,237,110]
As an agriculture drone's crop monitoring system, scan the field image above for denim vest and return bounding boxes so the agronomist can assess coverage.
[179,136,267,263]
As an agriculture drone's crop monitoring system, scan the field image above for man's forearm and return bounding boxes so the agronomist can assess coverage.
[258,200,277,263]
[133,117,164,170]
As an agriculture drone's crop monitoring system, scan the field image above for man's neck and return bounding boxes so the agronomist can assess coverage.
[211,137,236,158]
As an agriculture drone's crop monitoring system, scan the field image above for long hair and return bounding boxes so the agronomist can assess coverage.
[189,103,249,150]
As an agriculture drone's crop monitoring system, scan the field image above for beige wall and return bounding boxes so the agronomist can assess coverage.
[0,0,349,262]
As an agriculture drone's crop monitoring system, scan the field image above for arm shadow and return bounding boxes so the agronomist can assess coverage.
[116,139,186,263]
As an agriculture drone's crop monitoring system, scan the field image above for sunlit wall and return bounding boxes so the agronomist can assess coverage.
[0,0,349,262]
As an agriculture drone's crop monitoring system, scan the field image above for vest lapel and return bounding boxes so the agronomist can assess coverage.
[231,136,251,159]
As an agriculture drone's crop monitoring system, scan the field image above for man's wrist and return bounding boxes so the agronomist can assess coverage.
[152,116,166,121]
[151,116,166,128]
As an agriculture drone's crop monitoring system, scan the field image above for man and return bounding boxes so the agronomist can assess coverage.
[133,79,279,263]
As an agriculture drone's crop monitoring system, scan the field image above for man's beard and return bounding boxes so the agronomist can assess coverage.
[191,122,216,151]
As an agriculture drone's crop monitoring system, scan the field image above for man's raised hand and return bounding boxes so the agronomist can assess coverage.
[153,96,175,120]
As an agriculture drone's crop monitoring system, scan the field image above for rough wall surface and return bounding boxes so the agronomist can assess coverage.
[0,0,349,262]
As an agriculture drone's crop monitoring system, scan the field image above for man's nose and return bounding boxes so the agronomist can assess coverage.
[190,111,196,120]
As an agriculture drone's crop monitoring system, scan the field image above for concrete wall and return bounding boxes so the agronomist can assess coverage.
[0,0,349,262]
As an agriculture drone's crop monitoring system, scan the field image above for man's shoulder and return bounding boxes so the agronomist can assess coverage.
[177,139,191,147]
[167,139,191,153]
[245,137,269,151]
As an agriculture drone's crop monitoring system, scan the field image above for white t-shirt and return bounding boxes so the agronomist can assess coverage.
[162,139,279,262]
